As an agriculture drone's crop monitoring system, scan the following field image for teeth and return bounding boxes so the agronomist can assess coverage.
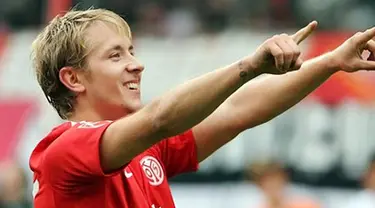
[126,82,139,90]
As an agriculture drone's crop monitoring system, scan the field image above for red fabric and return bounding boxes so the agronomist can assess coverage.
[310,72,353,105]
[30,121,198,208]
[46,0,72,21]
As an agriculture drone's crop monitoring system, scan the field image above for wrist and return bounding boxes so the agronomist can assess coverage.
[240,55,263,78]
[322,52,341,74]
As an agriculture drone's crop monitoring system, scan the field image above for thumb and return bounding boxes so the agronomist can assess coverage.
[358,60,375,71]
[291,21,318,45]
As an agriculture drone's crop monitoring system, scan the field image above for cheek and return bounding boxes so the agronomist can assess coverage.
[92,69,122,90]
[84,77,119,101]
[99,80,123,96]
[85,61,126,97]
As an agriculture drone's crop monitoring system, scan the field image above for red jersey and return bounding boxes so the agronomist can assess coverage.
[29,121,199,208]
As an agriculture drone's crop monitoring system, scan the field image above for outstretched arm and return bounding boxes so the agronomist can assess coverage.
[193,27,375,162]
[100,22,316,172]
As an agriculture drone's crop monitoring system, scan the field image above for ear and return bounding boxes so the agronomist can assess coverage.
[59,67,86,93]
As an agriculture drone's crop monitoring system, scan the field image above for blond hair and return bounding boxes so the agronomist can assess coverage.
[32,8,131,119]
[247,160,286,183]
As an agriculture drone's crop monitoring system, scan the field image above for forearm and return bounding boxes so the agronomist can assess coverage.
[103,23,325,169]
[103,58,259,170]
[227,53,338,130]
[192,25,375,163]
[151,59,258,137]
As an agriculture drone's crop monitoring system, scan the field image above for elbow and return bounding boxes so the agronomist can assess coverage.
[151,116,170,138]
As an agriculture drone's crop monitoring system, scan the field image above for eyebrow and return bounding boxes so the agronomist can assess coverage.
[105,44,134,53]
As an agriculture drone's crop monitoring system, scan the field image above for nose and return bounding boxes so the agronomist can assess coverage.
[126,57,144,73]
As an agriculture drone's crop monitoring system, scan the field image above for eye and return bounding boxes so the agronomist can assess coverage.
[110,53,120,58]
[110,53,121,61]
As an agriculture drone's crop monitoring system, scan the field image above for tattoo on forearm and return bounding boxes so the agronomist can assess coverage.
[238,61,248,83]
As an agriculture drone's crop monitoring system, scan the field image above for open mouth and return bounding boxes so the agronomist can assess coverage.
[126,82,139,91]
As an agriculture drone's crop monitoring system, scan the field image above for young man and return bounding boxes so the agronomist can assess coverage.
[29,8,375,208]
[248,160,320,208]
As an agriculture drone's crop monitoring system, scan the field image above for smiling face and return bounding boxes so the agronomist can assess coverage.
[60,21,144,121]
[85,21,144,119]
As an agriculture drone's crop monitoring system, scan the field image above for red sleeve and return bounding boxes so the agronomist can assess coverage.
[155,129,199,178]
[43,121,122,186]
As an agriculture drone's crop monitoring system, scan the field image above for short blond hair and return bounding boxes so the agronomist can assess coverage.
[32,8,131,119]
[246,160,286,183]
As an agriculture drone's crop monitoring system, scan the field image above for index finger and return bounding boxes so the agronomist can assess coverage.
[291,21,318,44]
[356,27,375,45]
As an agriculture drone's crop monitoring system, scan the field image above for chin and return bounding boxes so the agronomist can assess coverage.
[124,101,143,113]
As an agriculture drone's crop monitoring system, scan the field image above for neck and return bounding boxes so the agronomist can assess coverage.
[68,98,129,122]
[69,109,105,122]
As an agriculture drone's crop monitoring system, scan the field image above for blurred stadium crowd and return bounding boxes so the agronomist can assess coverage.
[2,0,375,34]
[1,0,375,207]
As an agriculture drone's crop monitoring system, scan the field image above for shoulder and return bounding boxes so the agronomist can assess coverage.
[30,121,113,169]
[30,122,72,171]
[51,121,113,146]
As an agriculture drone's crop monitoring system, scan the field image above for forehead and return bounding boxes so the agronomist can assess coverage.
[84,21,132,53]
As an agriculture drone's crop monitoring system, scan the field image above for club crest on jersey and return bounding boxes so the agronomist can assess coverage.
[140,156,164,186]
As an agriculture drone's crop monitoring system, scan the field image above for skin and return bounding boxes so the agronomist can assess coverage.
[259,171,288,208]
[256,169,320,208]
[60,21,144,121]
[58,19,375,173]
[364,163,375,190]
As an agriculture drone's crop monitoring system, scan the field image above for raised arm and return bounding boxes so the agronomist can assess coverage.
[100,22,318,172]
[193,27,375,162]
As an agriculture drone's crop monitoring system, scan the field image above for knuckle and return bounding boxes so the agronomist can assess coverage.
[280,33,288,38]
[274,51,283,57]
[351,32,362,41]
[288,37,297,44]
[348,37,357,44]
[266,38,275,44]
[284,50,293,57]
[263,40,271,46]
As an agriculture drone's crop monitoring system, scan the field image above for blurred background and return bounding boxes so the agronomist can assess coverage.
[1,0,375,207]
